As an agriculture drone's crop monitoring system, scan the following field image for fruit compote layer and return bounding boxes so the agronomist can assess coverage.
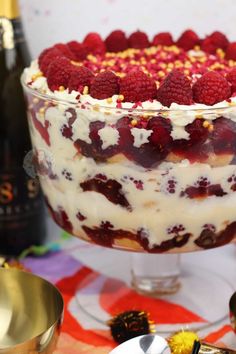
[24,85,236,253]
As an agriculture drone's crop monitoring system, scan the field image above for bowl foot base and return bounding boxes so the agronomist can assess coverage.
[75,264,234,334]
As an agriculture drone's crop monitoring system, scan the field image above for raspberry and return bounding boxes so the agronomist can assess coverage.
[90,71,119,99]
[68,66,94,93]
[201,37,217,55]
[210,31,229,49]
[46,57,75,91]
[181,182,226,199]
[39,47,52,68]
[152,32,174,46]
[105,30,128,52]
[47,205,73,233]
[148,117,172,146]
[75,121,119,160]
[225,42,236,60]
[192,71,231,105]
[186,119,209,145]
[131,137,168,167]
[80,177,131,210]
[77,211,87,221]
[116,116,134,151]
[38,47,62,74]
[61,124,73,139]
[201,31,229,54]
[67,41,88,61]
[128,30,149,49]
[172,119,209,162]
[176,29,200,50]
[226,68,236,92]
[124,117,172,167]
[83,32,106,55]
[120,70,156,102]
[212,118,236,154]
[53,43,77,60]
[156,69,193,107]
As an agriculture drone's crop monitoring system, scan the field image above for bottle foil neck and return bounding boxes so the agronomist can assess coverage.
[0,0,20,20]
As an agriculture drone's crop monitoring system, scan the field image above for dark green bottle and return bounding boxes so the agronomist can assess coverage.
[0,0,46,255]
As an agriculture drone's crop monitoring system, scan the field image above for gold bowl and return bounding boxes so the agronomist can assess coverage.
[0,268,64,354]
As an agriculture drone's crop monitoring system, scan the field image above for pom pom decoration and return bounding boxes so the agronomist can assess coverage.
[107,310,155,344]
[168,330,200,354]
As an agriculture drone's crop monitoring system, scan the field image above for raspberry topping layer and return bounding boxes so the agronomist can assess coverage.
[29,29,236,107]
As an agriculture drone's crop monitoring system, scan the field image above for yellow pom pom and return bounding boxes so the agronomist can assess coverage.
[168,330,200,354]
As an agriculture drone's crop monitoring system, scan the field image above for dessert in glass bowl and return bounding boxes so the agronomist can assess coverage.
[22,29,236,254]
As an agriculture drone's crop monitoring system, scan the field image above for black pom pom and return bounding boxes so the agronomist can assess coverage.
[108,310,152,344]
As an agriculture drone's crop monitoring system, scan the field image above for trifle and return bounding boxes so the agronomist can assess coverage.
[22,29,236,253]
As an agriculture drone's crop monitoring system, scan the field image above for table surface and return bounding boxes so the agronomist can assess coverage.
[24,218,236,353]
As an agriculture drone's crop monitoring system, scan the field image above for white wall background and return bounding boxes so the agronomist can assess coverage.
[19,0,236,59]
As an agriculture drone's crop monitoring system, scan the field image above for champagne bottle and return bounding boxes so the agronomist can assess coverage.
[0,0,46,255]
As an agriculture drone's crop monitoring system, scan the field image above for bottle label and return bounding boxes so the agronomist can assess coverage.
[0,170,43,227]
[0,17,25,49]
[0,17,14,49]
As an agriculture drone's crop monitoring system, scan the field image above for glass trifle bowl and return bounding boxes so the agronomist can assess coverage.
[22,86,236,253]
[20,27,236,330]
[21,79,236,330]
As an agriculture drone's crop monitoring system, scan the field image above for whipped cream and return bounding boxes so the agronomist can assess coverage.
[131,128,153,147]
[98,126,119,149]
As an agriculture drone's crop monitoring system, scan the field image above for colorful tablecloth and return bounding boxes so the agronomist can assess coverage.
[21,237,236,354]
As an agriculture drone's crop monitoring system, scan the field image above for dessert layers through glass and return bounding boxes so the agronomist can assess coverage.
[23,85,236,253]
